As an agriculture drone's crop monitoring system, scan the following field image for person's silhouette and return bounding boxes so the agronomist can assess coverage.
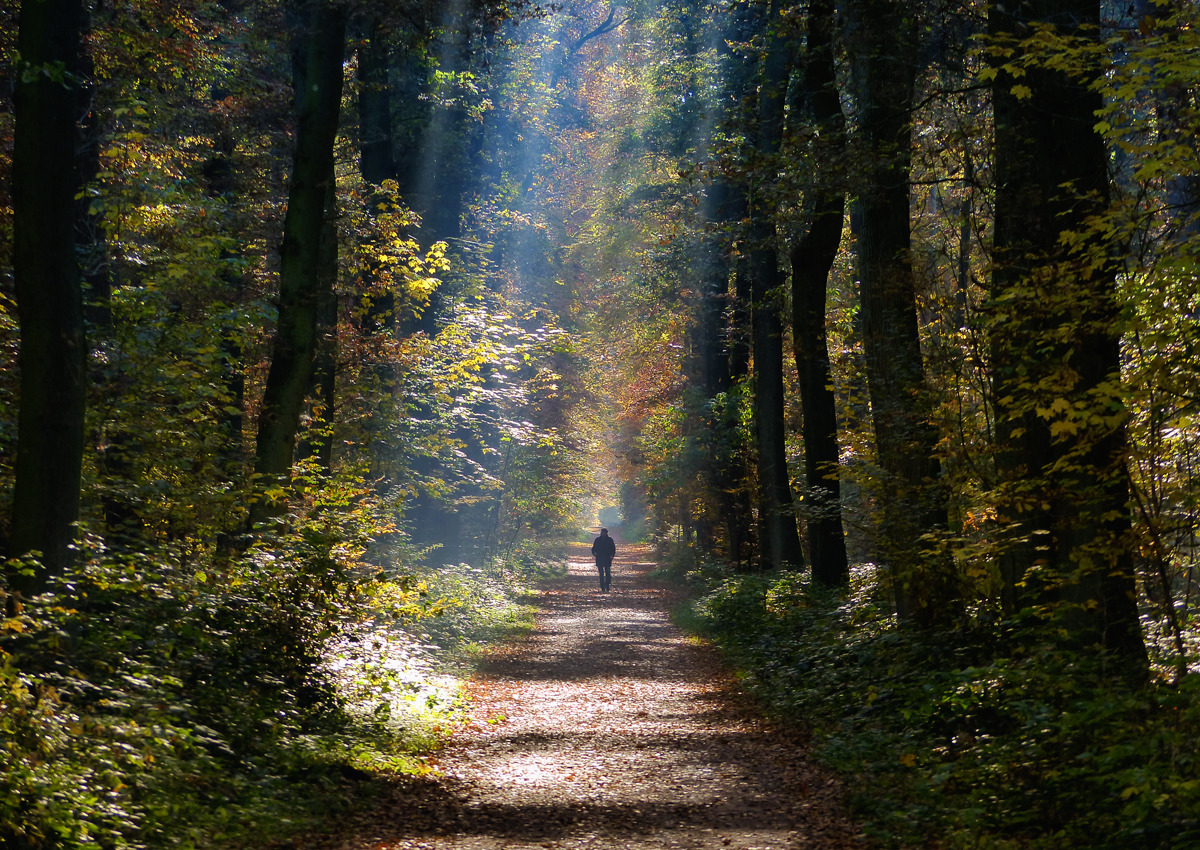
[591,527,615,591]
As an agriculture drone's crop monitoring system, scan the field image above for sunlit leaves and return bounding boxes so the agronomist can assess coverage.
[348,180,451,322]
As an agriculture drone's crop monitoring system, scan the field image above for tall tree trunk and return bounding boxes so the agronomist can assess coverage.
[359,20,395,188]
[728,257,756,566]
[204,120,249,558]
[357,20,397,333]
[846,0,954,623]
[750,246,803,571]
[747,0,803,571]
[701,3,761,569]
[252,0,346,516]
[989,0,1147,676]
[204,129,248,484]
[789,0,849,586]
[9,0,87,592]
[297,163,339,472]
[695,179,755,567]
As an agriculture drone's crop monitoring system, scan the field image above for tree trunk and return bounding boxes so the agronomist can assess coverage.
[989,0,1147,676]
[728,258,756,567]
[789,0,849,587]
[9,0,87,592]
[253,0,346,515]
[359,20,395,187]
[703,3,761,569]
[747,1,803,571]
[204,130,248,484]
[695,179,756,567]
[296,163,339,472]
[357,21,398,334]
[750,246,804,571]
[204,120,249,557]
[845,0,954,623]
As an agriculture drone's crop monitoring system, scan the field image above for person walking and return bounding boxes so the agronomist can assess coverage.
[591,527,616,591]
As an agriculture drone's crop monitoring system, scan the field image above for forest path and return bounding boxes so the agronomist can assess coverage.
[319,535,864,850]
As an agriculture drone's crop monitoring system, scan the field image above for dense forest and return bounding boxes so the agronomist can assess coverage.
[2,0,1200,847]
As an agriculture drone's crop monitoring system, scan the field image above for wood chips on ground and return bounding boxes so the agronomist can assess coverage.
[306,537,867,850]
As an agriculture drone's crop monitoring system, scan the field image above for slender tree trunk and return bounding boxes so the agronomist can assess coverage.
[696,183,738,403]
[789,0,849,586]
[297,163,339,472]
[9,0,87,592]
[750,246,803,571]
[702,4,761,569]
[728,258,756,567]
[253,0,345,515]
[845,0,954,623]
[357,21,397,333]
[359,21,395,188]
[206,131,248,483]
[204,123,249,557]
[695,179,755,566]
[746,0,803,571]
[989,0,1147,676]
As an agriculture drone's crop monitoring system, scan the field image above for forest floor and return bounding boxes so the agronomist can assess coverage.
[305,536,867,850]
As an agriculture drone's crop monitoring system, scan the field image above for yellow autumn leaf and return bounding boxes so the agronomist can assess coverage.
[1036,397,1072,419]
[1050,420,1080,437]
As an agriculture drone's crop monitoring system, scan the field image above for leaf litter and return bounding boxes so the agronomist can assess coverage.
[301,539,867,850]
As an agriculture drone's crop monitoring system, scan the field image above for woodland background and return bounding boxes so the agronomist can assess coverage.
[2,0,1200,847]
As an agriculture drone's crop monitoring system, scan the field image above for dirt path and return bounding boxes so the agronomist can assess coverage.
[321,538,865,850]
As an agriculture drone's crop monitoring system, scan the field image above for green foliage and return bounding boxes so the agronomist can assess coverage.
[410,561,541,668]
[0,460,526,847]
[315,560,537,773]
[0,549,341,849]
[0,509,540,849]
[6,0,1200,847]
[683,566,1200,848]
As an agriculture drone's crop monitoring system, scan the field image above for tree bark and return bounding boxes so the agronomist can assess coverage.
[253,0,346,514]
[358,20,395,187]
[694,178,756,567]
[845,0,953,623]
[696,2,761,568]
[296,162,339,472]
[9,0,87,592]
[357,20,398,334]
[789,0,849,587]
[747,0,803,571]
[989,0,1147,676]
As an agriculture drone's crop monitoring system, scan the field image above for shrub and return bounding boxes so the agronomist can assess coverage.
[680,566,1200,849]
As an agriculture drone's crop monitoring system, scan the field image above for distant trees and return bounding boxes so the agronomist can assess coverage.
[568,0,1176,676]
[4,0,1200,843]
[0,0,586,578]
[0,0,1188,693]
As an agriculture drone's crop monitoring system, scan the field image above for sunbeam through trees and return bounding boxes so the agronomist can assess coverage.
[2,0,1200,847]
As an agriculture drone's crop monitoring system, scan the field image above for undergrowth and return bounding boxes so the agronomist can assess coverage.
[673,561,1200,849]
[0,528,542,849]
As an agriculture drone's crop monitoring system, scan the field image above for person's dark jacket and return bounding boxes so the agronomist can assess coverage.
[591,534,615,564]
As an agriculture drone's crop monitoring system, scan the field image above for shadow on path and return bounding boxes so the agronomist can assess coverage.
[308,533,864,850]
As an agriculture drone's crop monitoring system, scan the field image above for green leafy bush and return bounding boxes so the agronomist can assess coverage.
[681,565,1200,849]
[0,494,540,850]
